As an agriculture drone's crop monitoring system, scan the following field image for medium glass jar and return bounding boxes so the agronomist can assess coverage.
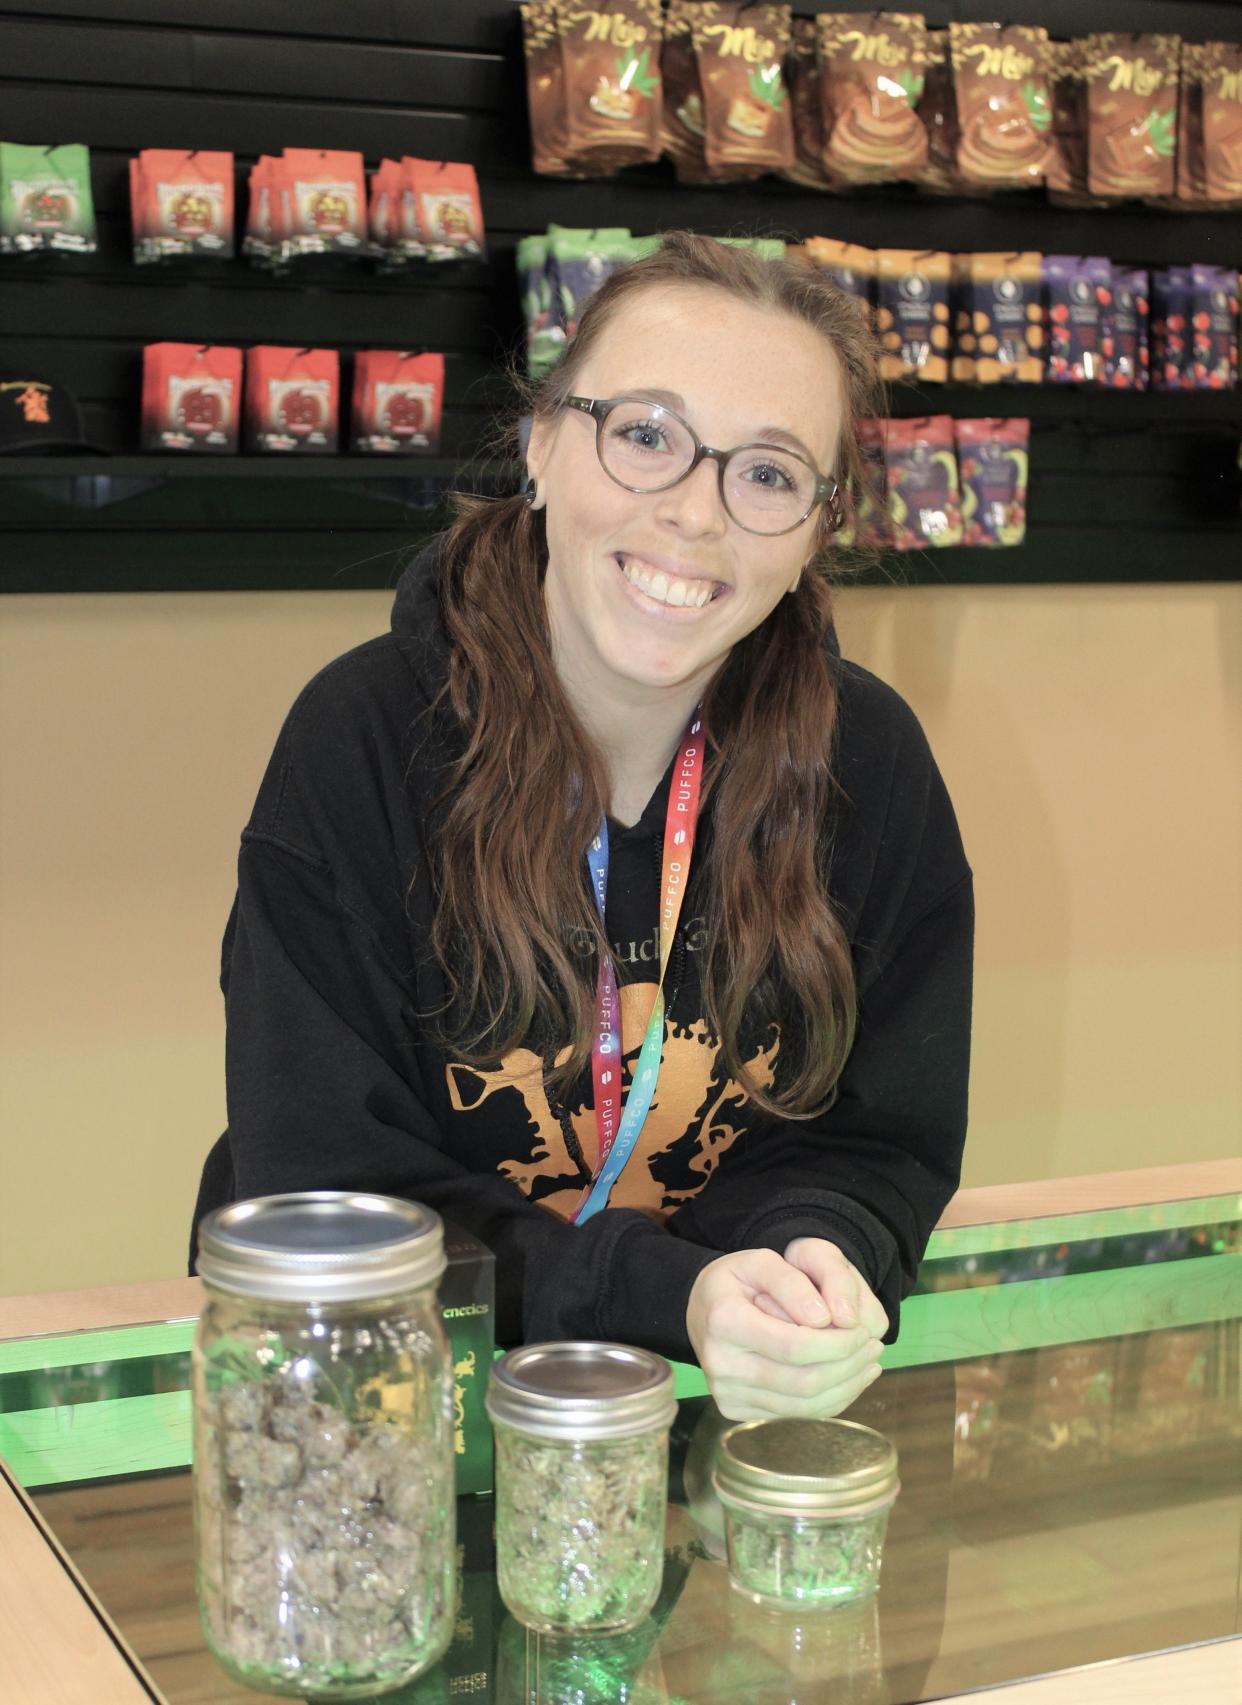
[714,1417,900,1610]
[486,1342,676,1635]
[193,1192,457,1699]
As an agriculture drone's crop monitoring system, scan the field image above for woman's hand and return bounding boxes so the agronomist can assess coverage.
[781,1236,889,1337]
[685,1246,886,1421]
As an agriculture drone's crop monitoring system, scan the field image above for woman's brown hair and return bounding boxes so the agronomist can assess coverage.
[430,230,882,1119]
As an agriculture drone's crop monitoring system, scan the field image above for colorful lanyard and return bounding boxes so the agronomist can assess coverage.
[573,717,705,1224]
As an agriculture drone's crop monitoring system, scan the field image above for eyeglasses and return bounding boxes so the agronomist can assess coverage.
[565,395,844,537]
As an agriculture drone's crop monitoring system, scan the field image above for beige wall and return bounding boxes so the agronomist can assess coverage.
[2,582,1239,1296]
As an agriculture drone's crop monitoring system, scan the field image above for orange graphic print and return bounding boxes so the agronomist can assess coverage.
[16,384,50,425]
[445,981,780,1222]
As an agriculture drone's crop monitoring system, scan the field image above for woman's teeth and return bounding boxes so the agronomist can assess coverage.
[618,554,719,609]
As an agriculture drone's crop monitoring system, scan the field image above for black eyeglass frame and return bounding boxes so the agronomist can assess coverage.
[564,394,846,536]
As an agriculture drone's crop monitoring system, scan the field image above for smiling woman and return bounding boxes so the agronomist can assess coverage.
[192,232,975,1424]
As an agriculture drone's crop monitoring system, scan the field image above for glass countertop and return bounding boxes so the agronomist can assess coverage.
[3,1192,1240,1704]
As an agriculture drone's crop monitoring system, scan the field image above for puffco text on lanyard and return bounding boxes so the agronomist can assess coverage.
[573,717,705,1224]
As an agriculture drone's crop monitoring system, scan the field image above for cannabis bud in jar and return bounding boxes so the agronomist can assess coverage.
[714,1416,900,1608]
[486,1342,676,1634]
[193,1193,457,1699]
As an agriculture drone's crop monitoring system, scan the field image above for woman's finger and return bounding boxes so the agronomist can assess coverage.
[705,1336,881,1402]
[710,1362,883,1422]
[708,1295,874,1367]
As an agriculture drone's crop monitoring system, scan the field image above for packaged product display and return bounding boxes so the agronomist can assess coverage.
[952,252,1045,385]
[486,1342,676,1634]
[1103,269,1150,389]
[693,3,794,180]
[0,142,97,255]
[796,237,874,322]
[955,418,1030,548]
[883,415,964,549]
[875,248,951,383]
[368,158,486,268]
[1043,255,1111,385]
[243,149,367,270]
[1152,264,1240,390]
[660,0,711,183]
[950,23,1053,188]
[193,1193,457,1698]
[1045,39,1100,208]
[142,343,243,453]
[1201,44,1242,203]
[558,0,664,171]
[835,415,891,551]
[784,16,834,189]
[244,347,339,454]
[816,11,928,186]
[914,28,960,195]
[351,351,445,454]
[130,150,234,264]
[713,1417,900,1608]
[520,2,573,176]
[1084,34,1179,201]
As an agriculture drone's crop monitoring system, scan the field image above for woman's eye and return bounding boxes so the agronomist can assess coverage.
[614,421,670,451]
[743,460,794,489]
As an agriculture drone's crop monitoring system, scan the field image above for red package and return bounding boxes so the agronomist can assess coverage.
[837,417,891,551]
[351,351,444,454]
[404,160,485,261]
[245,347,339,454]
[142,343,242,452]
[242,155,282,266]
[130,149,234,263]
[280,148,367,261]
[884,416,963,550]
[368,158,403,260]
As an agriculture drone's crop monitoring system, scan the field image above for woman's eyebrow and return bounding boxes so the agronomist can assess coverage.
[623,387,819,464]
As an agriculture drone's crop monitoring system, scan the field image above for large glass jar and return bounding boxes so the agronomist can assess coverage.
[486,1342,676,1635]
[714,1417,899,1610]
[193,1192,457,1699]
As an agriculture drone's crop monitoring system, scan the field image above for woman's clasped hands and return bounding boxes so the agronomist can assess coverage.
[685,1236,889,1421]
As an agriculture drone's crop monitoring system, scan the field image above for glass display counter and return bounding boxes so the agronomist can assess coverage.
[1,1163,1238,1704]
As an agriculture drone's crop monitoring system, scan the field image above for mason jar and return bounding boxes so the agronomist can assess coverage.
[486,1342,676,1634]
[193,1192,457,1699]
[714,1417,900,1610]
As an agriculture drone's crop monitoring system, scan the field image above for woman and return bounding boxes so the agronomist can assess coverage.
[191,232,973,1422]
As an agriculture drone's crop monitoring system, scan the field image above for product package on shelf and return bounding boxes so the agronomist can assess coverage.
[876,249,951,383]
[370,158,485,266]
[243,149,367,270]
[914,28,960,196]
[1175,43,1242,209]
[884,415,963,550]
[692,3,794,181]
[953,253,1045,385]
[955,419,1030,548]
[351,351,444,454]
[0,142,96,255]
[244,347,339,453]
[796,237,873,324]
[1043,255,1111,385]
[1084,34,1179,202]
[560,0,664,173]
[783,16,834,190]
[130,150,234,264]
[815,11,929,186]
[1045,40,1104,209]
[1103,269,1150,389]
[835,416,891,551]
[949,23,1053,189]
[142,343,242,452]
[520,1,573,177]
[660,0,712,183]
[1153,265,1240,390]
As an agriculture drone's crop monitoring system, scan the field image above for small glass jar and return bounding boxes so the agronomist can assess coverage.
[486,1342,676,1635]
[714,1417,899,1610]
[193,1192,457,1699]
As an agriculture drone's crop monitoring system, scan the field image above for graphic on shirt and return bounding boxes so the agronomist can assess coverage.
[445,980,780,1222]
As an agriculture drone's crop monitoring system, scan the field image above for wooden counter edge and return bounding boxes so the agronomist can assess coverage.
[0,1454,157,1704]
[934,1636,1241,1704]
[0,1157,1238,1343]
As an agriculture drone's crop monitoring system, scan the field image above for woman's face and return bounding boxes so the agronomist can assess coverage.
[526,284,845,702]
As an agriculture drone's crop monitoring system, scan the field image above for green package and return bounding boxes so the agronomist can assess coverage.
[719,235,786,261]
[0,142,97,254]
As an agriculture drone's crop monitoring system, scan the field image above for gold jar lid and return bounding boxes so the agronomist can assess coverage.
[713,1418,899,1518]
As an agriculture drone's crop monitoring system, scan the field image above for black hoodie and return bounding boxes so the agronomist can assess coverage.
[191,543,974,1361]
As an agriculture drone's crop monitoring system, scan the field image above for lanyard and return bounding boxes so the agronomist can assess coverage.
[573,717,704,1224]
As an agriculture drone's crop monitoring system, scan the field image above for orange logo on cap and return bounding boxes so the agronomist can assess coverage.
[16,385,51,425]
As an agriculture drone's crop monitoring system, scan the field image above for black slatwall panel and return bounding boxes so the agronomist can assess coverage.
[0,0,1239,591]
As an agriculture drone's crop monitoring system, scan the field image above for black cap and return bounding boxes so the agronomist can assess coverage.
[0,375,107,454]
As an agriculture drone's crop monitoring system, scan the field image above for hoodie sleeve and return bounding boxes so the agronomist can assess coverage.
[661,677,974,1345]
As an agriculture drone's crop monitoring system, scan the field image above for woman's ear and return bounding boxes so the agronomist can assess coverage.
[525,416,551,509]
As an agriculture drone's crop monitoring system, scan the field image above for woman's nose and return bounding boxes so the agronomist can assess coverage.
[651,455,728,536]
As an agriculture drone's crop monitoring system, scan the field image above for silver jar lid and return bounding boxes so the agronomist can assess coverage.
[714,1418,899,1519]
[486,1342,676,1441]
[196,1192,445,1304]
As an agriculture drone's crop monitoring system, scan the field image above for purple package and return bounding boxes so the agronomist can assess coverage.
[1151,266,1194,391]
[1103,267,1149,390]
[1189,263,1237,390]
[1044,254,1110,385]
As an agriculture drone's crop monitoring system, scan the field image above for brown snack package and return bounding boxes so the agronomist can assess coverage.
[1085,34,1179,200]
[956,253,1045,385]
[951,23,1053,188]
[558,0,663,172]
[1203,42,1242,203]
[784,17,836,188]
[1046,39,1109,208]
[693,3,794,179]
[661,1,712,182]
[914,30,961,195]
[876,248,950,383]
[1172,41,1210,206]
[817,13,928,185]
[521,2,571,176]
